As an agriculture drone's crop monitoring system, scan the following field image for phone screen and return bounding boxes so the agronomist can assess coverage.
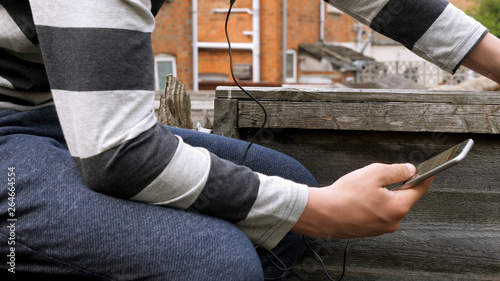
[391,139,473,190]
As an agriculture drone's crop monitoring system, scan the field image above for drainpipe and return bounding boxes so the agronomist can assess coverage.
[282,0,287,82]
[319,0,325,42]
[192,0,199,91]
[252,0,260,83]
[356,21,363,52]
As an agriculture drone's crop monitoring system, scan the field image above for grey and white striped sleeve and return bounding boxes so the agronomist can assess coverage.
[325,0,488,73]
[27,0,308,249]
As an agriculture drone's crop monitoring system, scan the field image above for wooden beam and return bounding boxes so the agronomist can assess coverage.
[238,101,500,134]
[216,86,500,104]
[215,86,500,134]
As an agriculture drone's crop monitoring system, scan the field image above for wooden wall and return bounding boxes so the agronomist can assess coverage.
[214,87,500,280]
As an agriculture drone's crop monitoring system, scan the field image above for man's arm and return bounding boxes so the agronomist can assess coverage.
[462,33,500,84]
[28,0,308,249]
[325,0,488,75]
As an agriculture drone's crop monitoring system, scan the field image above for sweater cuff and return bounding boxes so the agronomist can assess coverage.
[236,174,309,249]
[411,4,488,74]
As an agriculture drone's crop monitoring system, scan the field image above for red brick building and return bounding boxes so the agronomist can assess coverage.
[151,0,475,90]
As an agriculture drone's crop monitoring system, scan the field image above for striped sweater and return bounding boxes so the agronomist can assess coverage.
[0,0,487,249]
[325,0,488,74]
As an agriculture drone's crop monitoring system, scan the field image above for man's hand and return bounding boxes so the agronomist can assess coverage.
[292,163,433,239]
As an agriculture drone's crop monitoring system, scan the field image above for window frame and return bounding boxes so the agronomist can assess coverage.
[154,55,177,90]
[285,49,297,83]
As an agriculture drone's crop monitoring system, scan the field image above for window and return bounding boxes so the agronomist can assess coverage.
[154,55,177,90]
[285,49,297,83]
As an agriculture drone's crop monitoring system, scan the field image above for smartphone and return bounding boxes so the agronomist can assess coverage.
[391,139,474,190]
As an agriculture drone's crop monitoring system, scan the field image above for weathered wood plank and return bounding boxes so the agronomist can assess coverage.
[239,130,499,190]
[239,130,500,280]
[240,129,500,227]
[289,223,500,281]
[238,101,500,134]
[216,86,500,105]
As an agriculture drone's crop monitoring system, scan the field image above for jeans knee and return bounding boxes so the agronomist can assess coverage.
[160,218,264,281]
[208,230,264,281]
[218,248,264,281]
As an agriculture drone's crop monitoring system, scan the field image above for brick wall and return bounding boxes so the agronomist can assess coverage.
[287,0,320,49]
[198,0,253,43]
[260,0,284,82]
[450,0,475,10]
[324,7,358,43]
[151,0,478,90]
[152,1,193,89]
[198,0,253,82]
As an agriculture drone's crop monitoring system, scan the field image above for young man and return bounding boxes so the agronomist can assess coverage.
[1,0,498,279]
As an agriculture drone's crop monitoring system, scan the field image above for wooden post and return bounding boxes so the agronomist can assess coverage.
[157,74,193,129]
[213,98,239,139]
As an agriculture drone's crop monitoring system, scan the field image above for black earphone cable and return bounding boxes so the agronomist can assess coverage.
[303,236,349,281]
[224,1,267,166]
[255,245,294,280]
[225,2,349,280]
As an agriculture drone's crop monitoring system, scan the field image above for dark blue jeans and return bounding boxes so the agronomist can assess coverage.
[0,106,316,280]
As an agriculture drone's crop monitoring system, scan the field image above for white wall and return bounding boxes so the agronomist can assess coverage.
[368,45,424,62]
